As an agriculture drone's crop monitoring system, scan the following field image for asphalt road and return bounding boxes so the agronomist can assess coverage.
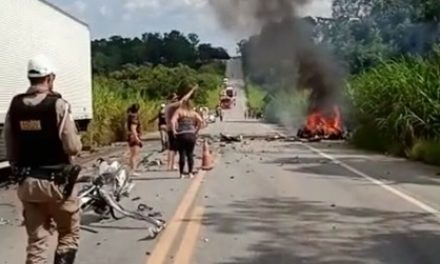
[3,64,440,264]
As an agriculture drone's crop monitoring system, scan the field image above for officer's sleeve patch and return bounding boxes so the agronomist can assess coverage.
[19,120,42,131]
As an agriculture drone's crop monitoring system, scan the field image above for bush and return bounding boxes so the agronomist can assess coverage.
[408,140,440,166]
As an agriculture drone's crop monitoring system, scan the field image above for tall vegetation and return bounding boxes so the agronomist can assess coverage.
[83,31,228,148]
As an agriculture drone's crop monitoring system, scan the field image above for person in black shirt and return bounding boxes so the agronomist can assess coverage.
[149,103,168,151]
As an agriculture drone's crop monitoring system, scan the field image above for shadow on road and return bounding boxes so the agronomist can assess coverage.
[202,197,440,264]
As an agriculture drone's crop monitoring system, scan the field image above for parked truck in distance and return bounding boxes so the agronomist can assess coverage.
[0,0,93,167]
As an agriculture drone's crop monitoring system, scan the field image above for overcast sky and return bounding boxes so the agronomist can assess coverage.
[47,0,332,55]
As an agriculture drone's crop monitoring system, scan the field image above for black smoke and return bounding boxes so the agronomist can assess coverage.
[209,0,345,121]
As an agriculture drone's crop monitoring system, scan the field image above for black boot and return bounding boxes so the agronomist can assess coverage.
[54,249,77,264]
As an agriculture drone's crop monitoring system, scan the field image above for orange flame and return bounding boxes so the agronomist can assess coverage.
[300,105,343,139]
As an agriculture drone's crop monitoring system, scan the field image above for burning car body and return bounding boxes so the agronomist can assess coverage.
[297,105,345,140]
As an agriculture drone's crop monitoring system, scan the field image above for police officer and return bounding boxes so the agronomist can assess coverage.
[4,54,83,264]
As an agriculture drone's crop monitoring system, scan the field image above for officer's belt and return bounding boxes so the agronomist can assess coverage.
[13,167,66,183]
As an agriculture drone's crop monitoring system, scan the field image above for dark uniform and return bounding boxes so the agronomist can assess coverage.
[5,87,82,264]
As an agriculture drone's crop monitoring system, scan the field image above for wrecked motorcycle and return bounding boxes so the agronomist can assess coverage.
[78,159,166,238]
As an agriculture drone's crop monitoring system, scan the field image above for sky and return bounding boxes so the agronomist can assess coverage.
[47,0,333,55]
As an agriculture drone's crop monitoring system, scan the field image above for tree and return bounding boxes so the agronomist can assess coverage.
[91,30,230,73]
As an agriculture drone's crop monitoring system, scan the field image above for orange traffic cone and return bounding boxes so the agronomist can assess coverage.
[201,139,214,171]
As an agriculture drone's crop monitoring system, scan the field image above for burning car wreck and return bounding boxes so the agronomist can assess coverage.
[297,105,345,140]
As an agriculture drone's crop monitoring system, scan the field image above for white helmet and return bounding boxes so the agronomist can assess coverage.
[27,54,56,78]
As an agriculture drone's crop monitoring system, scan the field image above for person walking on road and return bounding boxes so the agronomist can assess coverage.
[4,54,83,264]
[171,100,203,179]
[127,103,143,174]
[165,85,197,171]
[149,103,168,152]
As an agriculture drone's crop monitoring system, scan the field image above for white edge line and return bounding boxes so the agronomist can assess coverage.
[303,144,440,216]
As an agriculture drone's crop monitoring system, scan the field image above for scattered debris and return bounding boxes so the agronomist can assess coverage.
[331,204,336,208]
[137,203,153,212]
[306,136,322,143]
[265,133,286,141]
[230,176,235,180]
[96,242,101,246]
[204,195,209,199]
[220,133,242,143]
[146,252,151,256]
[203,238,209,243]
[79,159,166,239]
[0,218,10,225]
[131,196,141,201]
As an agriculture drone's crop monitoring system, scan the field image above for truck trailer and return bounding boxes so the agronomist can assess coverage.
[0,0,93,167]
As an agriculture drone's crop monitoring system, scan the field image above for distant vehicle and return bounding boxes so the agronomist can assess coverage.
[220,97,232,110]
[0,0,93,167]
[225,87,234,98]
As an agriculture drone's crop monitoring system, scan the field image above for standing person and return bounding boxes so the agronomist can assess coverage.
[149,103,168,152]
[171,100,203,179]
[4,54,83,264]
[216,104,223,122]
[164,85,198,171]
[127,103,143,174]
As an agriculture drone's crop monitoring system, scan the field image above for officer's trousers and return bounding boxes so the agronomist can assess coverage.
[17,177,80,264]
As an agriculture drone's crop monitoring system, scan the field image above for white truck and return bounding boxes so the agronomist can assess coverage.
[0,0,93,166]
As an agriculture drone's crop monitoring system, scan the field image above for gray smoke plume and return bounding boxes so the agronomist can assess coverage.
[209,0,345,128]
